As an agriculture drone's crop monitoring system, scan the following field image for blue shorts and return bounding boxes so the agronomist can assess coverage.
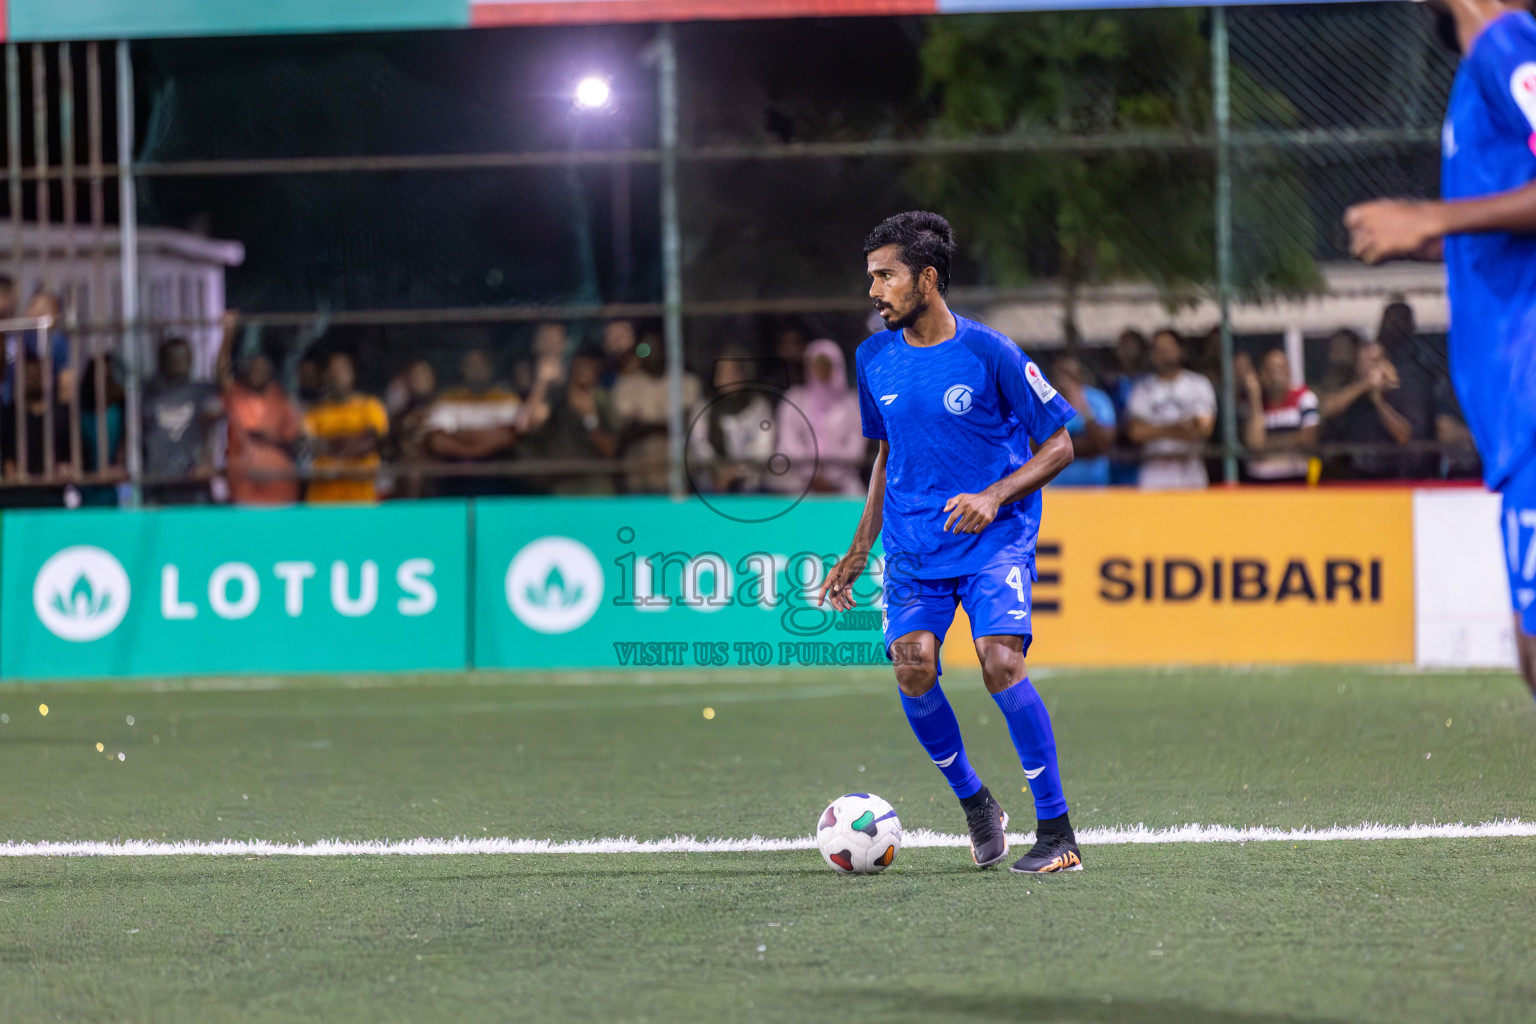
[882,553,1035,676]
[1501,452,1536,637]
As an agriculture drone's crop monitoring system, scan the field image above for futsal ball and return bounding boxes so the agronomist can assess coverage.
[815,793,903,874]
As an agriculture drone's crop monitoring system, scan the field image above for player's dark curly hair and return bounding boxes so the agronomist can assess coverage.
[863,211,956,297]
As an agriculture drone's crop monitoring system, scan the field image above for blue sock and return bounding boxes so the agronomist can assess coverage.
[899,684,983,800]
[991,677,1069,819]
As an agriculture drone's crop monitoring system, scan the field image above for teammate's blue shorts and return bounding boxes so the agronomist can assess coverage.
[1501,451,1536,638]
[881,552,1035,676]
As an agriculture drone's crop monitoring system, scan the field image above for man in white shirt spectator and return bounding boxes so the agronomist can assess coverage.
[1241,348,1319,483]
[1126,328,1217,489]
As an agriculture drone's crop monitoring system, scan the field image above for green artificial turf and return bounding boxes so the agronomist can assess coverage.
[2,667,1534,1022]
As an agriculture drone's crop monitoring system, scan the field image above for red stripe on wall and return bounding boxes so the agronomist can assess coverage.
[0,0,8,41]
[471,0,936,26]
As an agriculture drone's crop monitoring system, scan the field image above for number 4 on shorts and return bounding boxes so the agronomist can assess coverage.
[1005,565,1027,602]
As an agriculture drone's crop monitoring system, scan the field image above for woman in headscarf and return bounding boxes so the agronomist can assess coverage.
[769,338,866,496]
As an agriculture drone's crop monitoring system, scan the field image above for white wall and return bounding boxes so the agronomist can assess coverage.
[1413,489,1517,668]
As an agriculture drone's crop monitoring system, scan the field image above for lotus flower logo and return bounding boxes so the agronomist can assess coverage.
[52,572,114,621]
[525,565,584,611]
[34,546,131,642]
[506,537,602,634]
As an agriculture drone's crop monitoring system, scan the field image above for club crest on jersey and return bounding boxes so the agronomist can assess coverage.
[943,384,974,415]
[1024,361,1058,403]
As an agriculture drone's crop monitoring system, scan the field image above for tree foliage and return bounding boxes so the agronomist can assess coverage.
[911,10,1320,337]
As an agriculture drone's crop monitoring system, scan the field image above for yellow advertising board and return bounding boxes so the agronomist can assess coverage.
[946,489,1415,667]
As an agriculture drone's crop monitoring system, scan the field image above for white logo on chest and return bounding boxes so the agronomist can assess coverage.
[943,384,974,415]
[1442,120,1457,159]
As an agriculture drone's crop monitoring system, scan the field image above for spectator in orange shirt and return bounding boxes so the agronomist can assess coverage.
[303,352,388,503]
[218,315,300,505]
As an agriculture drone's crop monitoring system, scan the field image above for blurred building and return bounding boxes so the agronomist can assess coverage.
[0,223,245,376]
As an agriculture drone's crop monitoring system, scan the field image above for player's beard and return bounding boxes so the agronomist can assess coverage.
[881,287,929,331]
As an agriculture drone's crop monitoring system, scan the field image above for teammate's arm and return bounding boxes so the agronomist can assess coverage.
[1346,182,1536,264]
[942,426,1073,535]
[819,440,887,611]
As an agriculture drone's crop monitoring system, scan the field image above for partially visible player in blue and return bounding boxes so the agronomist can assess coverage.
[817,212,1082,873]
[1346,0,1536,697]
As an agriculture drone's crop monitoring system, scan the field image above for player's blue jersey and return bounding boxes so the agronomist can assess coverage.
[1442,10,1536,489]
[855,315,1074,579]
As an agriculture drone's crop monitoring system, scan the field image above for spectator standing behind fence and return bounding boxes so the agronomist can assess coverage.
[1240,348,1319,484]
[1,353,70,504]
[1104,328,1147,485]
[770,338,865,496]
[776,322,810,388]
[303,352,387,503]
[519,346,618,495]
[612,330,701,493]
[514,322,568,395]
[427,348,547,497]
[599,320,637,390]
[1049,353,1117,486]
[142,337,223,505]
[689,349,776,494]
[1,282,71,408]
[1373,301,1438,478]
[218,315,300,505]
[79,354,123,501]
[385,359,439,498]
[24,291,74,404]
[1319,338,1419,480]
[1125,329,1217,489]
[1317,328,1360,397]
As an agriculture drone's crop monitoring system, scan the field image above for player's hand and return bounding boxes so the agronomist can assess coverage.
[1344,200,1444,265]
[817,549,868,612]
[943,491,1000,534]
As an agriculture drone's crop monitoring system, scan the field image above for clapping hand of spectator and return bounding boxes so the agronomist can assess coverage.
[533,356,563,389]
[1367,360,1400,394]
[1238,356,1262,402]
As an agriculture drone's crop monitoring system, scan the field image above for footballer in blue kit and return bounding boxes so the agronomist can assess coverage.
[1346,0,1536,696]
[817,212,1082,873]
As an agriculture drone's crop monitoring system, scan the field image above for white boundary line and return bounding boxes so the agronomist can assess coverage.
[2,821,1533,857]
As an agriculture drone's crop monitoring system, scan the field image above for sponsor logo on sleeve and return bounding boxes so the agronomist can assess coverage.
[1024,361,1058,403]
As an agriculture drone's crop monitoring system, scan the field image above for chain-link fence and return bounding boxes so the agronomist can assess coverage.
[0,3,1470,507]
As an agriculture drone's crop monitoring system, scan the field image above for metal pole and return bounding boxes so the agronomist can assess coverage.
[61,42,84,477]
[612,155,632,300]
[33,45,55,482]
[1213,7,1239,486]
[116,40,142,506]
[31,45,48,294]
[8,44,25,480]
[88,41,109,478]
[658,23,686,499]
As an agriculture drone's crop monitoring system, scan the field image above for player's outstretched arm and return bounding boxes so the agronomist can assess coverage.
[1345,182,1536,264]
[819,440,887,611]
[942,426,1073,535]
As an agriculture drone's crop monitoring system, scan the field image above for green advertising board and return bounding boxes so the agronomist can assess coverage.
[8,0,466,41]
[473,496,886,671]
[1,502,468,680]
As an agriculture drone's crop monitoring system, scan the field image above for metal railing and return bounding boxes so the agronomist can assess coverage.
[0,4,1462,505]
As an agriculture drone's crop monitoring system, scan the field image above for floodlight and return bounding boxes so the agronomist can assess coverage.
[574,75,613,112]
